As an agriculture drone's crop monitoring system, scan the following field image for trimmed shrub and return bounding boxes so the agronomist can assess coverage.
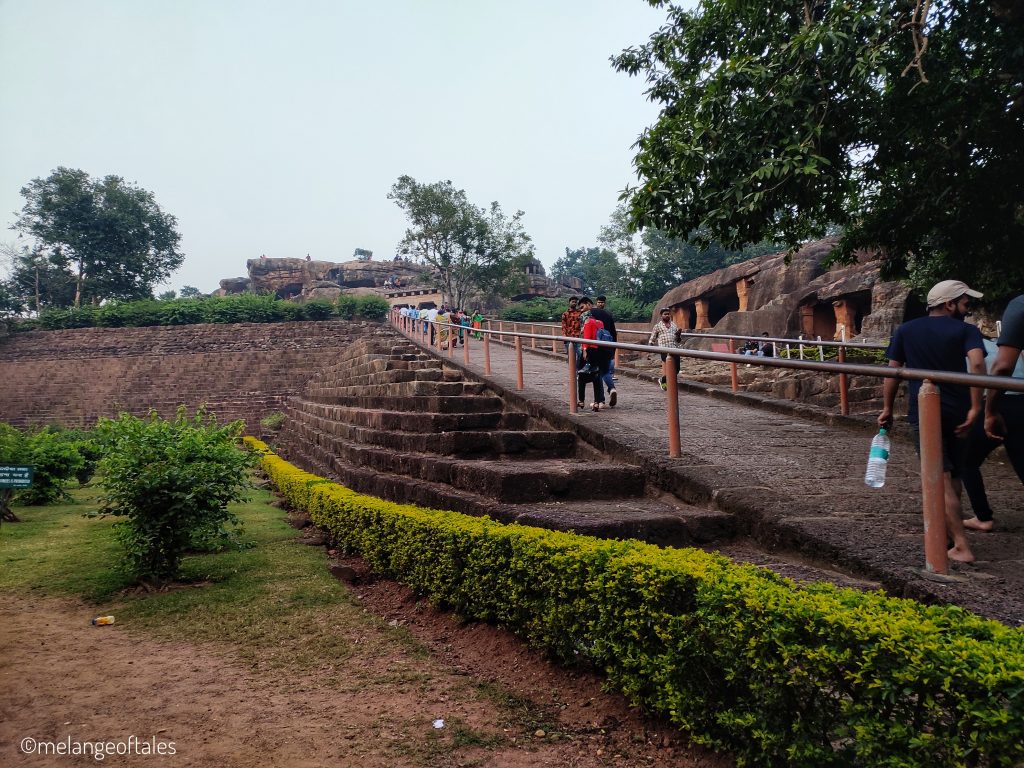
[353,295,389,320]
[302,300,335,320]
[97,409,254,582]
[246,438,1024,768]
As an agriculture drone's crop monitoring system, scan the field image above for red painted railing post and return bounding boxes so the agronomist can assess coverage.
[483,331,492,376]
[728,337,738,392]
[530,324,536,349]
[918,380,949,575]
[463,326,470,364]
[665,356,681,458]
[515,336,524,390]
[838,346,849,416]
[568,345,578,414]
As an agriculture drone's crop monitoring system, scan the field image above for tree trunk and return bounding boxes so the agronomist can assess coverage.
[74,260,85,308]
[0,489,18,525]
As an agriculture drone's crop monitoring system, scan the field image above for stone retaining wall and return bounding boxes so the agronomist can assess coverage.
[0,320,375,431]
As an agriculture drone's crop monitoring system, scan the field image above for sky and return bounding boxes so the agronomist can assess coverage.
[0,0,681,295]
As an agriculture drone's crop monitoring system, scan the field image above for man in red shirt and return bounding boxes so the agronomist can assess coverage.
[577,297,612,411]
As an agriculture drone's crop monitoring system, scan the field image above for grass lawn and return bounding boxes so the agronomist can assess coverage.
[0,482,418,677]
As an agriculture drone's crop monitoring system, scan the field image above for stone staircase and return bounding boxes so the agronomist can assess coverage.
[275,337,733,547]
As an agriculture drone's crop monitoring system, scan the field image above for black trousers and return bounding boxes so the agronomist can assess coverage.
[962,396,1024,521]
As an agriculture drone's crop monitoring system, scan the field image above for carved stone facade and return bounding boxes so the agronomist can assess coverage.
[655,239,906,343]
[216,257,434,301]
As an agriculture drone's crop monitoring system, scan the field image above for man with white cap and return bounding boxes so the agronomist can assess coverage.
[878,279,987,563]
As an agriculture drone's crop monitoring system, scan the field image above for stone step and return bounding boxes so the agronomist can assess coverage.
[294,408,575,458]
[309,394,505,414]
[287,398,508,432]
[308,380,488,399]
[275,439,732,547]
[292,424,644,502]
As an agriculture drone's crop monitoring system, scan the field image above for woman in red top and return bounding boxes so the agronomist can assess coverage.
[577,297,612,411]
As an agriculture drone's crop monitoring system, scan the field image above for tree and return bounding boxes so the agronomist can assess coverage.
[551,246,625,296]
[179,285,202,298]
[389,176,534,309]
[597,203,782,304]
[613,1,1024,300]
[13,167,184,307]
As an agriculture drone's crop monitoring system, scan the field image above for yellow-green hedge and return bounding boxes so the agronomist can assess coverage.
[246,438,1024,767]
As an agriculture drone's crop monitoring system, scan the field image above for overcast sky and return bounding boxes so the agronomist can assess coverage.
[0,0,682,294]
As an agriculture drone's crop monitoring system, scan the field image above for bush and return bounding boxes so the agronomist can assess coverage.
[353,295,389,320]
[97,409,254,583]
[2,426,87,506]
[303,300,335,320]
[247,438,1024,768]
[334,295,357,320]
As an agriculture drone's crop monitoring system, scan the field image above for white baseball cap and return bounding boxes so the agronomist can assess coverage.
[926,280,983,308]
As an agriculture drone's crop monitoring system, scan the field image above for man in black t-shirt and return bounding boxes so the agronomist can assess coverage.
[591,296,619,406]
[878,280,986,563]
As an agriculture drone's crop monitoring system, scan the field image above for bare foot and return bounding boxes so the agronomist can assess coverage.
[963,517,994,532]
[948,545,976,563]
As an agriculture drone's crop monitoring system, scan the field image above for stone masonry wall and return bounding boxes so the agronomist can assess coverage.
[0,320,375,432]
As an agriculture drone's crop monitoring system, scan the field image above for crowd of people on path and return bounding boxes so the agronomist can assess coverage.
[397,305,483,349]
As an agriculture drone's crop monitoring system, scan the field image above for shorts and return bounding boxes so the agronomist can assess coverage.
[908,417,968,477]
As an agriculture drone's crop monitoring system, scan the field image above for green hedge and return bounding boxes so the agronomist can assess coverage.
[15,293,390,331]
[245,438,1024,768]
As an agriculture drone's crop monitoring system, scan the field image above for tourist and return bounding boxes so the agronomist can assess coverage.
[649,307,683,391]
[560,297,581,356]
[877,280,986,563]
[472,309,484,340]
[459,309,471,345]
[592,296,619,406]
[577,297,611,411]
[758,332,775,357]
[960,294,1024,531]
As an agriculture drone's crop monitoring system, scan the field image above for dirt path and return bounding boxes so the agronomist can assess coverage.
[0,588,729,768]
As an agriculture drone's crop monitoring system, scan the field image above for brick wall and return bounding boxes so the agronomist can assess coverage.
[0,320,382,432]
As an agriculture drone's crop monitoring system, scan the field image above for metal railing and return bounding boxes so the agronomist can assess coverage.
[390,309,1024,576]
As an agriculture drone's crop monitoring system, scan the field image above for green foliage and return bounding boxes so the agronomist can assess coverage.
[613,1,1024,301]
[259,411,286,431]
[96,409,254,583]
[389,175,534,309]
[16,292,390,331]
[251,438,1024,768]
[13,167,184,307]
[302,300,334,320]
[499,296,654,323]
[352,294,389,320]
[0,425,88,506]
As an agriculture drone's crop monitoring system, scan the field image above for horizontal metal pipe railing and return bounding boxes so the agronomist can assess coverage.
[392,309,1020,576]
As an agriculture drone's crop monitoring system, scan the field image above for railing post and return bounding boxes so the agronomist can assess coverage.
[728,337,738,392]
[530,324,536,349]
[483,331,492,376]
[463,326,470,364]
[448,323,454,357]
[665,356,681,458]
[552,332,558,354]
[514,336,524,390]
[498,320,504,343]
[919,380,949,575]
[838,346,849,416]
[568,346,578,414]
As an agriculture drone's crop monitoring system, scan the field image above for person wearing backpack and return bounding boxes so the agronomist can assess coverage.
[591,296,619,406]
[577,297,612,411]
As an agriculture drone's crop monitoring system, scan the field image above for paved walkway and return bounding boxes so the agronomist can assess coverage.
[403,325,1024,626]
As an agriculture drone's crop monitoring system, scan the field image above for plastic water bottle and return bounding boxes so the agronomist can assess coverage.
[91,616,115,626]
[864,428,890,488]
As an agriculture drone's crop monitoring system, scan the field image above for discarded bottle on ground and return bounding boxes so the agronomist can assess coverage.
[91,616,115,626]
[864,428,890,488]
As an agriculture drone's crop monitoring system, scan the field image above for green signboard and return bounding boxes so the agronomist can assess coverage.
[0,465,34,489]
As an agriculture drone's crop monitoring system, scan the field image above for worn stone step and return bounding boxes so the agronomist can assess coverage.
[287,398,506,432]
[296,413,575,458]
[311,394,505,414]
[297,427,644,502]
[309,380,488,399]
[274,439,731,547]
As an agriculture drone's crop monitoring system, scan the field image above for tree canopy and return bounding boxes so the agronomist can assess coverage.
[12,167,184,307]
[613,1,1024,300]
[389,176,534,309]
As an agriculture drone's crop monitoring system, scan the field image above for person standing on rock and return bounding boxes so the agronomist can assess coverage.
[592,296,619,406]
[960,294,1024,531]
[877,280,987,563]
[649,307,683,391]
